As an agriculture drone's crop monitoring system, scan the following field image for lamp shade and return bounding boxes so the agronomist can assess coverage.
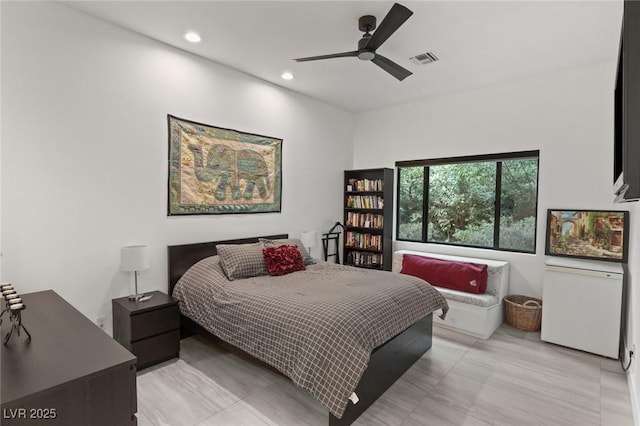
[300,231,318,249]
[121,245,150,272]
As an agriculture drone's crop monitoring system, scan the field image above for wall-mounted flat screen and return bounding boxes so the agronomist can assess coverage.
[545,209,629,263]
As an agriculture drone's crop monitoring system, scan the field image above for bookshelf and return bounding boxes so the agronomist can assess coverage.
[344,168,394,271]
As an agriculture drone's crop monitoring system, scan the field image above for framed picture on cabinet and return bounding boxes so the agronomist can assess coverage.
[545,209,629,263]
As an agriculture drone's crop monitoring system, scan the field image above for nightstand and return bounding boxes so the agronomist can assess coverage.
[112,290,180,370]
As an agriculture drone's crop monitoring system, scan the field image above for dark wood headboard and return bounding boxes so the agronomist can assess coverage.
[167,234,288,296]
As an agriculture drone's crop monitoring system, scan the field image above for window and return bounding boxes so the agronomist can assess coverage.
[396,151,539,253]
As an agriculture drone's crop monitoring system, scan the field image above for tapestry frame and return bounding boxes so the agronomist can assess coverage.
[167,115,282,215]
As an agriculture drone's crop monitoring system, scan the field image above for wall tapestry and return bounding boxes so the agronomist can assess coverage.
[168,115,282,215]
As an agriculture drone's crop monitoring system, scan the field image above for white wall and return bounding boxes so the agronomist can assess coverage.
[353,62,618,297]
[626,202,640,423]
[354,62,640,418]
[0,2,353,334]
[0,1,3,280]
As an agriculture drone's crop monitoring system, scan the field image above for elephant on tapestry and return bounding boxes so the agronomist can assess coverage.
[187,143,270,201]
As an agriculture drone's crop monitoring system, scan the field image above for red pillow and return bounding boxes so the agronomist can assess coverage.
[262,245,306,276]
[400,254,488,294]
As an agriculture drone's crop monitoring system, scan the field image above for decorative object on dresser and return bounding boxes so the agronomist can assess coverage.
[1,290,137,425]
[0,283,31,345]
[168,115,283,215]
[121,245,151,301]
[112,291,180,370]
[0,283,18,323]
[344,168,393,270]
[300,230,318,257]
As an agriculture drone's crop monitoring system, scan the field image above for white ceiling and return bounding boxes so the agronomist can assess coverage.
[61,1,623,113]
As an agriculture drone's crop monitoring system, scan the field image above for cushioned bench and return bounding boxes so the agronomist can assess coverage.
[392,250,509,339]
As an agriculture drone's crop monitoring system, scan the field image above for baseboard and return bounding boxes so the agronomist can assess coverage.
[434,321,491,340]
[620,326,638,425]
[629,369,639,426]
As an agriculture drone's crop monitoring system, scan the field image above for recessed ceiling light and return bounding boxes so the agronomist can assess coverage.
[281,72,294,80]
[183,32,202,43]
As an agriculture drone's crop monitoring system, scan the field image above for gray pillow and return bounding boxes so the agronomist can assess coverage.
[260,238,316,265]
[216,242,268,280]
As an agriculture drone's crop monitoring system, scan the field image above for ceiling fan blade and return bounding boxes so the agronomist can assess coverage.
[371,54,412,81]
[294,51,359,62]
[364,3,413,51]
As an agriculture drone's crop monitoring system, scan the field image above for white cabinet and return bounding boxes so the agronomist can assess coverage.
[541,257,623,358]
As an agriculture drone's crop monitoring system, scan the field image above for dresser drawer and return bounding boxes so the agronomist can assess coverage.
[131,330,180,368]
[130,305,179,341]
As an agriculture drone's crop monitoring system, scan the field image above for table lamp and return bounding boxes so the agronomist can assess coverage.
[300,231,318,258]
[121,245,150,302]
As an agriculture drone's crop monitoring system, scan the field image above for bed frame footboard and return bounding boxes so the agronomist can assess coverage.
[329,313,433,426]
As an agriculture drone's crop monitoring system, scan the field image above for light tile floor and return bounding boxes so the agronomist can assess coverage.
[137,325,634,426]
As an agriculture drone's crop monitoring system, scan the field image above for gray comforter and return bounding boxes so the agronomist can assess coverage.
[173,257,448,418]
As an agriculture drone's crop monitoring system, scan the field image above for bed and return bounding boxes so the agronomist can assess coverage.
[168,235,448,426]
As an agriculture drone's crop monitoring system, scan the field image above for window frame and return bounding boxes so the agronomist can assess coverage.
[395,150,540,253]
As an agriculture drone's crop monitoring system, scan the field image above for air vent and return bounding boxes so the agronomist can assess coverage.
[410,52,439,66]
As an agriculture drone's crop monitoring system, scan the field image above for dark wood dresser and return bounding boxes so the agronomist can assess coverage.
[0,290,137,425]
[112,291,180,370]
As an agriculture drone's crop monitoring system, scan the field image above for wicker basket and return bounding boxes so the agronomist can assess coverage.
[504,295,542,332]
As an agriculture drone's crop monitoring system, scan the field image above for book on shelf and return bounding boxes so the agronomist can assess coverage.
[345,212,383,229]
[346,178,384,192]
[344,231,382,251]
[347,251,384,268]
[346,195,384,209]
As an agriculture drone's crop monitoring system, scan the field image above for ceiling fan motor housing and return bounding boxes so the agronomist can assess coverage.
[357,15,377,60]
[359,15,377,33]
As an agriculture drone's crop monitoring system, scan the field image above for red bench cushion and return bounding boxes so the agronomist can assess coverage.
[401,254,488,294]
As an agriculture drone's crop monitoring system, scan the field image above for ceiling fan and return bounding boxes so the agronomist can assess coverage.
[294,3,414,81]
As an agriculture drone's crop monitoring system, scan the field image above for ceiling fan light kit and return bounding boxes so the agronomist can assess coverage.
[294,3,414,81]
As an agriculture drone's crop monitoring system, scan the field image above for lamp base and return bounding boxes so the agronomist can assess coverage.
[128,293,152,302]
[128,272,152,302]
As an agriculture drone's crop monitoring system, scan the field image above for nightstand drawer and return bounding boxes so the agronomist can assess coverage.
[130,305,179,341]
[131,330,180,368]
